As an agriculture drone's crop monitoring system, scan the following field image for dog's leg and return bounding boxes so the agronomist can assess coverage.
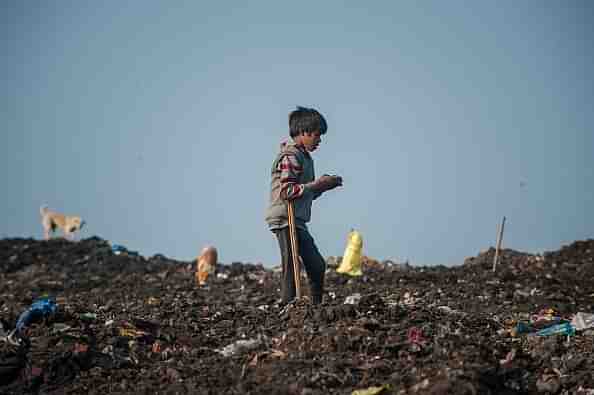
[42,218,51,240]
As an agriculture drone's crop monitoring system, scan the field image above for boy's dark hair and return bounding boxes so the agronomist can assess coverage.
[289,106,328,138]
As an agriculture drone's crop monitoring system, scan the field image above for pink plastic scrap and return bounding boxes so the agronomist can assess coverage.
[407,327,426,345]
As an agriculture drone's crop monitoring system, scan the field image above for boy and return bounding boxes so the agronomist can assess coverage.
[265,106,343,305]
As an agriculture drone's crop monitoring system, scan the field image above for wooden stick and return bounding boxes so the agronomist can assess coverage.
[287,201,302,298]
[492,216,506,272]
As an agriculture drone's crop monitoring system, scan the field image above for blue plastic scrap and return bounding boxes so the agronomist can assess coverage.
[15,297,58,334]
[534,322,575,337]
[111,244,126,253]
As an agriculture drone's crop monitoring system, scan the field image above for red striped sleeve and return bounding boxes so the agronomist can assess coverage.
[278,154,305,200]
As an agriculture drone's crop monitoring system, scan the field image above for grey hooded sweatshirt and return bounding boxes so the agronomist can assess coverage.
[265,140,321,231]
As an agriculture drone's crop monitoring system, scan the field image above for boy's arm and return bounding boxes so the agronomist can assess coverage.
[278,155,341,201]
[278,154,308,201]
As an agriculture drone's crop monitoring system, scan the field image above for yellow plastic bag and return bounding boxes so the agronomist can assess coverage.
[336,230,363,276]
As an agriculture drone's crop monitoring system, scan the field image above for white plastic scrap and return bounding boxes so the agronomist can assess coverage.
[344,293,362,305]
[436,306,465,316]
[571,312,594,331]
[401,291,417,306]
[216,335,267,357]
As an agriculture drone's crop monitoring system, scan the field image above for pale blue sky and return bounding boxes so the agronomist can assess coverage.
[2,1,592,266]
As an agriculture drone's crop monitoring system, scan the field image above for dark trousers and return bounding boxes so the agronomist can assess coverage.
[274,227,326,304]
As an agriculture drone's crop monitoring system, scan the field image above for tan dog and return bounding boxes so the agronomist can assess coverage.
[195,246,218,286]
[40,205,85,240]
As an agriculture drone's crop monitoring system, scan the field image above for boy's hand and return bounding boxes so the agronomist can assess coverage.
[311,175,343,192]
[325,174,343,188]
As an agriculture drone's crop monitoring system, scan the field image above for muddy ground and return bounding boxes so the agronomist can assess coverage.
[1,237,594,394]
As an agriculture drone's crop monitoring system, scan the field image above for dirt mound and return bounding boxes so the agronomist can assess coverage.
[1,237,594,394]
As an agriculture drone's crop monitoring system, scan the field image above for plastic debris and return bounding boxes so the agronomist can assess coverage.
[511,321,533,337]
[111,243,139,256]
[119,327,146,338]
[534,322,575,337]
[196,245,218,286]
[533,308,557,321]
[571,312,594,331]
[344,293,362,305]
[336,229,363,276]
[407,327,426,345]
[15,297,57,334]
[500,349,517,366]
[151,341,162,353]
[352,384,391,395]
[52,323,71,333]
[146,297,160,305]
[2,236,594,393]
[216,335,266,357]
[80,312,97,322]
[111,244,126,255]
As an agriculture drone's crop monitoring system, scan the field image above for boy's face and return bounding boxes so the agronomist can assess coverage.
[299,130,322,152]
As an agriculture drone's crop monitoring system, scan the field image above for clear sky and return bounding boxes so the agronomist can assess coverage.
[2,1,593,266]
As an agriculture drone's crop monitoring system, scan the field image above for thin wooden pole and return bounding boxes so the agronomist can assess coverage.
[492,216,506,272]
[287,201,302,298]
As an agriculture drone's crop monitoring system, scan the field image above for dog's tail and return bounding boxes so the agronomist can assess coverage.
[40,205,49,217]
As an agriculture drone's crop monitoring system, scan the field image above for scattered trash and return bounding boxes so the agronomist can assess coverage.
[572,312,594,331]
[1,236,594,393]
[216,335,267,357]
[352,384,391,395]
[80,312,97,322]
[146,297,160,306]
[511,321,533,337]
[111,243,139,256]
[508,307,572,337]
[111,244,126,255]
[52,323,71,333]
[15,297,57,335]
[119,327,146,339]
[500,348,517,366]
[151,341,161,353]
[344,293,362,305]
[534,322,575,337]
[533,308,558,322]
[336,229,363,276]
[407,326,426,345]
[401,291,417,306]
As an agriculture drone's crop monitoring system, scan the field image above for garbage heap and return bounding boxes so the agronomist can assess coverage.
[1,237,594,394]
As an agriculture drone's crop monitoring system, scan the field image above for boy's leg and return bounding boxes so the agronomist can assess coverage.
[274,228,296,304]
[297,229,326,304]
